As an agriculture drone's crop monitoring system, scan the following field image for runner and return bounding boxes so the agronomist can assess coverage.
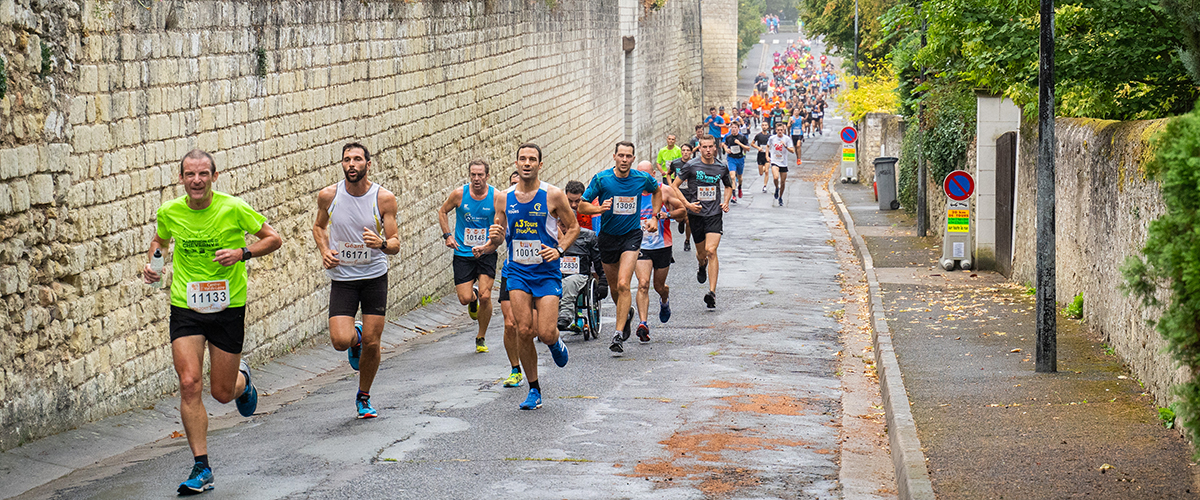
[655,134,682,178]
[768,122,797,207]
[671,136,732,309]
[577,141,662,355]
[669,143,695,252]
[753,124,772,193]
[499,171,524,388]
[495,143,578,410]
[313,143,400,420]
[437,159,500,354]
[722,122,751,202]
[704,107,725,144]
[143,149,282,494]
[633,161,691,342]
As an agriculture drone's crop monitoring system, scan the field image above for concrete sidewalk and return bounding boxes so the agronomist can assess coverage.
[0,295,482,500]
[832,179,1200,499]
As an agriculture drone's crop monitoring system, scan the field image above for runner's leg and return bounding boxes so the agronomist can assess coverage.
[705,233,723,293]
[604,250,639,335]
[356,315,385,392]
[172,336,211,457]
[510,290,539,385]
[475,274,495,340]
[635,259,652,324]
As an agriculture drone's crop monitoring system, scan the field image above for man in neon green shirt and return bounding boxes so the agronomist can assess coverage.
[142,149,281,495]
[656,134,682,176]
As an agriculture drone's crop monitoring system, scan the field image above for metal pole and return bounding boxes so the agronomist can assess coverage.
[1035,0,1057,372]
[916,4,928,237]
[853,0,859,89]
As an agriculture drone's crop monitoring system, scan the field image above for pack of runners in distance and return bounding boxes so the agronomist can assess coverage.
[143,136,748,494]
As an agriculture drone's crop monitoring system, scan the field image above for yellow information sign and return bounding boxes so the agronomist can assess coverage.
[947,209,970,233]
[948,210,969,218]
[842,147,856,162]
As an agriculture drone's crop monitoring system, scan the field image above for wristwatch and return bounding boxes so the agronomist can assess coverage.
[556,247,565,257]
[442,232,452,240]
[380,239,388,252]
[241,247,252,261]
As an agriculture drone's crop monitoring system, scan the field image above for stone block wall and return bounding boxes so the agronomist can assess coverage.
[1011,117,1176,405]
[854,112,903,188]
[700,0,736,109]
[0,0,705,451]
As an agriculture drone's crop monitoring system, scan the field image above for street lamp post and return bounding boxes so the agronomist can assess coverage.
[1035,0,1057,372]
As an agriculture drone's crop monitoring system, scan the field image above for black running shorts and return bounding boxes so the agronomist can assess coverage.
[329,273,389,317]
[499,276,509,302]
[170,305,246,354]
[774,164,790,173]
[688,214,723,244]
[757,152,768,165]
[453,253,498,285]
[598,228,643,265]
[638,246,674,269]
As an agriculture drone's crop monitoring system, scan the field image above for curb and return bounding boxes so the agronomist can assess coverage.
[829,180,936,500]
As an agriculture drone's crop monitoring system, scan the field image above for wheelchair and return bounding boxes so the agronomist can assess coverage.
[562,273,604,340]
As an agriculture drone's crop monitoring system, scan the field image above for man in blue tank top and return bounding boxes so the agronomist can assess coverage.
[312,143,400,419]
[438,159,501,354]
[577,141,662,355]
[494,143,579,410]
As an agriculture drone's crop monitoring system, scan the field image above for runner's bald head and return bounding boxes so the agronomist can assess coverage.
[636,160,654,174]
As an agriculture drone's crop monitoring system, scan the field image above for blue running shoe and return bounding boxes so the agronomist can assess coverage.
[177,463,214,495]
[356,397,378,419]
[235,360,257,417]
[659,299,671,323]
[519,388,542,410]
[348,321,362,371]
[549,339,569,368]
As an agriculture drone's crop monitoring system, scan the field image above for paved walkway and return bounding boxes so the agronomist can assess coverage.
[833,178,1200,499]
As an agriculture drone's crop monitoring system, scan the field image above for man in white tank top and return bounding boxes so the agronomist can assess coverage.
[312,143,400,419]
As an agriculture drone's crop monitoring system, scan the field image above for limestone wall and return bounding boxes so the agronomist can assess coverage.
[700,0,736,108]
[1011,117,1176,404]
[0,0,705,451]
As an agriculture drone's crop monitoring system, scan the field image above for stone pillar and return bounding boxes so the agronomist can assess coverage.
[974,92,1021,270]
[701,0,737,109]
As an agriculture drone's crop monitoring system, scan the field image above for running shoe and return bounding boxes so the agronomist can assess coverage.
[621,312,633,341]
[704,291,716,309]
[762,186,767,193]
[659,299,671,323]
[356,396,378,419]
[738,187,743,199]
[177,463,214,495]
[697,259,708,284]
[557,316,572,331]
[549,339,569,367]
[235,360,257,417]
[468,286,479,320]
[475,337,488,353]
[678,220,685,234]
[683,240,691,252]
[610,334,624,354]
[779,198,784,207]
[730,197,738,204]
[637,322,650,344]
[348,321,363,370]
[774,186,779,199]
[519,388,542,410]
[504,371,524,387]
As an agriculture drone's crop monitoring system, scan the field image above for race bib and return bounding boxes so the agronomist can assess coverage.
[560,256,580,275]
[463,227,488,247]
[513,239,543,265]
[730,144,742,154]
[613,196,637,215]
[336,242,372,266]
[680,180,688,189]
[187,280,230,314]
[698,186,717,202]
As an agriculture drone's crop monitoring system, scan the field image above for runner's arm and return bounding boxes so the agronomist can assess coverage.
[489,192,507,249]
[646,184,662,234]
[217,222,281,267]
[373,189,401,255]
[312,186,341,269]
[545,188,579,261]
[437,188,462,250]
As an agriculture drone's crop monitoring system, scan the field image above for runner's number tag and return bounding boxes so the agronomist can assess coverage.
[337,242,372,266]
[613,196,637,215]
[698,186,717,202]
[560,256,580,275]
[463,227,488,247]
[730,144,742,154]
[513,239,543,265]
[187,280,230,314]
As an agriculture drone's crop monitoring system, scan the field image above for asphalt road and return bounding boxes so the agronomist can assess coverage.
[20,43,858,500]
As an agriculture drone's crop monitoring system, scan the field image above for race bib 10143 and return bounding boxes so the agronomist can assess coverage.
[187,280,230,314]
[513,239,543,265]
[463,227,488,247]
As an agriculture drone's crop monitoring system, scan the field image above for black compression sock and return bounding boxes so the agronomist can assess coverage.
[511,365,521,374]
[528,380,540,391]
[194,454,209,469]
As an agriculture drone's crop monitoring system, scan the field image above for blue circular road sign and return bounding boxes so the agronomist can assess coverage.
[840,126,858,144]
[943,170,975,201]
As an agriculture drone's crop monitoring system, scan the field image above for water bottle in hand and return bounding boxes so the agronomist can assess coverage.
[149,249,164,288]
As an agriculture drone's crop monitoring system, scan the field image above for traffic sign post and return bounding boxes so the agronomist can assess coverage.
[940,170,975,270]
[839,126,859,184]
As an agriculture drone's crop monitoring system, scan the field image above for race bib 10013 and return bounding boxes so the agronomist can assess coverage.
[337,242,372,266]
[560,256,580,275]
[613,196,637,215]
[463,227,488,247]
[513,239,543,265]
[698,186,717,202]
[187,280,230,313]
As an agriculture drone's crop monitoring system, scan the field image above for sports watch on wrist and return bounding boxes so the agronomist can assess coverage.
[241,247,252,261]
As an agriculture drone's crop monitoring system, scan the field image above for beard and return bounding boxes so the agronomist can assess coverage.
[344,169,363,183]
